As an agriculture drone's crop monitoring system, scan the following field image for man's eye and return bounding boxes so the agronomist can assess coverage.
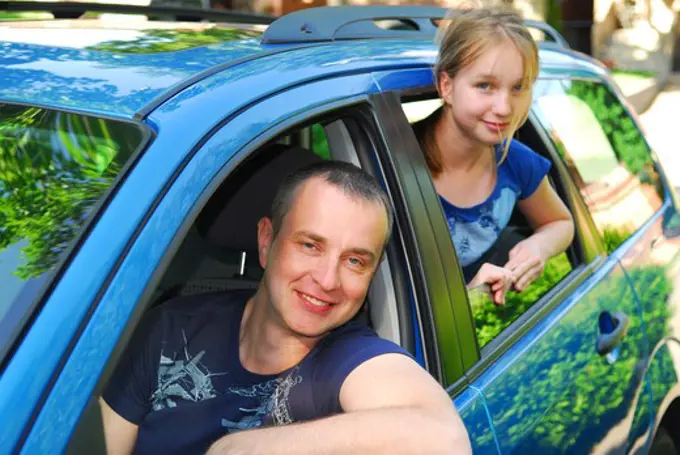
[347,257,364,267]
[302,242,316,250]
[476,82,490,90]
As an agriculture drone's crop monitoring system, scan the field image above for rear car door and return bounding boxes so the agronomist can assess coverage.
[532,74,680,451]
[372,66,652,453]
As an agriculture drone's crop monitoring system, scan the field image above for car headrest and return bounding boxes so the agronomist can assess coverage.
[199,143,324,252]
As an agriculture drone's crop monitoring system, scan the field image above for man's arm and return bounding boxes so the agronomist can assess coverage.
[99,398,139,455]
[207,353,472,455]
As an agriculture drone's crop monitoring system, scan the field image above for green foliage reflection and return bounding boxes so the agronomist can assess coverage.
[87,27,261,54]
[488,264,672,452]
[471,253,572,349]
[565,81,653,177]
[0,105,141,280]
[311,124,330,160]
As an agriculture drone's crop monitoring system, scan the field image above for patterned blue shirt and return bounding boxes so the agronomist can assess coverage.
[440,140,551,271]
[103,290,409,455]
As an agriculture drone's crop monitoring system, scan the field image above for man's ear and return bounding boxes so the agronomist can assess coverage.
[438,72,454,105]
[257,217,274,268]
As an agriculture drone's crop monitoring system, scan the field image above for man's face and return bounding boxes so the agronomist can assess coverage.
[257,177,389,339]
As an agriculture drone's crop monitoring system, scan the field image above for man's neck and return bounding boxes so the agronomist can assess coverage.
[238,291,320,375]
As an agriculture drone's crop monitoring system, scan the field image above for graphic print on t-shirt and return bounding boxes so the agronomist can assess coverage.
[151,330,226,411]
[221,366,303,433]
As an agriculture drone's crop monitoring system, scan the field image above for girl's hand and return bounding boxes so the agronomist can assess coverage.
[468,263,515,306]
[504,239,546,292]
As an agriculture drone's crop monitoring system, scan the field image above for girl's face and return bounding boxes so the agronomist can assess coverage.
[440,39,528,148]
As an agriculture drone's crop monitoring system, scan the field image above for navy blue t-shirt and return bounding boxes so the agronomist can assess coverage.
[440,140,551,272]
[103,290,409,455]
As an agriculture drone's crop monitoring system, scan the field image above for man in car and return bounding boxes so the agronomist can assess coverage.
[100,161,472,455]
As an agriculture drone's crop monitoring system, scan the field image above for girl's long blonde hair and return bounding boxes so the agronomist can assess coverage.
[422,6,539,176]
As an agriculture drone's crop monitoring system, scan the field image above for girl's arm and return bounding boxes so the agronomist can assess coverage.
[507,177,574,291]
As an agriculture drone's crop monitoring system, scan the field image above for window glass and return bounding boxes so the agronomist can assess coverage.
[0,104,144,354]
[533,78,664,252]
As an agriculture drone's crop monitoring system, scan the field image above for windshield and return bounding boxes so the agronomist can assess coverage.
[0,104,145,360]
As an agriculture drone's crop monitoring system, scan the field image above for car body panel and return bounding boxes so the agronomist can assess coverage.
[454,387,500,454]
[600,74,680,444]
[472,257,650,453]
[0,37,263,117]
[16,73,378,454]
[616,170,680,449]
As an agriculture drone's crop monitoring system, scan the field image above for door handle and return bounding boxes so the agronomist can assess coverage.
[596,311,630,356]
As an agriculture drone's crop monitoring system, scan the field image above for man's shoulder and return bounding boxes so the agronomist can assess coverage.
[303,321,411,416]
[316,321,409,362]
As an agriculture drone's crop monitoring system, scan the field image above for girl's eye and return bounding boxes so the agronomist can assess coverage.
[476,82,490,90]
[512,84,523,92]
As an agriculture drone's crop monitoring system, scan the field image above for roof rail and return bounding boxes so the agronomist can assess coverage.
[261,6,569,49]
[0,1,274,24]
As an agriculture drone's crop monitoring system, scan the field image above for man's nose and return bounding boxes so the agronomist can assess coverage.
[312,255,341,291]
[493,91,512,117]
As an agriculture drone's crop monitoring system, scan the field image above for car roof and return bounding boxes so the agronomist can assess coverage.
[0,17,608,119]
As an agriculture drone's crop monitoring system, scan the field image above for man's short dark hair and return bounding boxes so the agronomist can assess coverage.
[271,161,394,242]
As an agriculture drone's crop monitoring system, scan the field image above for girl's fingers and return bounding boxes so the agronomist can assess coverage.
[515,264,543,291]
[493,289,505,306]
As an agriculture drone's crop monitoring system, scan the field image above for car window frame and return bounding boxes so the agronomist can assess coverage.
[372,83,616,389]
[369,90,470,386]
[0,100,154,372]
[56,93,430,453]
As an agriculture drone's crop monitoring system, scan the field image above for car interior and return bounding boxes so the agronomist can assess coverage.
[146,115,404,349]
[401,92,580,277]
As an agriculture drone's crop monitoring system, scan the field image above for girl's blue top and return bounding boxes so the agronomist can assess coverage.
[440,140,551,270]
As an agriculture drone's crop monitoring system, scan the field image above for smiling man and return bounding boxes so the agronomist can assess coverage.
[100,161,471,455]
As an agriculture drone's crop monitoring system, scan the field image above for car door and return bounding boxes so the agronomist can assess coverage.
[372,67,652,454]
[532,74,680,451]
[7,67,471,453]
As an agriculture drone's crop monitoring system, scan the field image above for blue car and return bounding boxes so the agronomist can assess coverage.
[1,4,680,454]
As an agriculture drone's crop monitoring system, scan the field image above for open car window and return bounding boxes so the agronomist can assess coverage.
[400,93,575,350]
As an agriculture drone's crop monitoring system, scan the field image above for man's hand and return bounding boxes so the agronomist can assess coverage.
[207,354,472,455]
[468,263,515,305]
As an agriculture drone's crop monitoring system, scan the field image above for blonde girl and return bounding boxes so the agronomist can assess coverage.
[414,7,574,305]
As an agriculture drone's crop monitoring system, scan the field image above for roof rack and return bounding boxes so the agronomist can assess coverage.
[261,6,569,48]
[0,1,274,24]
